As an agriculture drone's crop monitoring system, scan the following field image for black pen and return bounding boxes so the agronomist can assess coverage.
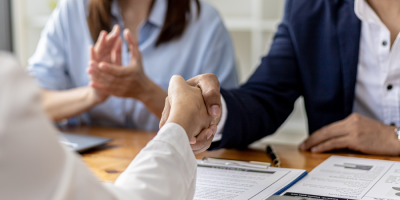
[266,145,281,167]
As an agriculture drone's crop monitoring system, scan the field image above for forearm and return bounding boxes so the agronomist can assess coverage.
[114,123,197,200]
[137,80,167,119]
[41,87,100,121]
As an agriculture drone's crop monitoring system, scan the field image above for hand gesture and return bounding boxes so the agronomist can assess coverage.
[160,74,222,153]
[88,29,154,101]
[162,75,217,154]
[86,25,122,104]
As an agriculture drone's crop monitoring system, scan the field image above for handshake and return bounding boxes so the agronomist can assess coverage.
[160,74,222,154]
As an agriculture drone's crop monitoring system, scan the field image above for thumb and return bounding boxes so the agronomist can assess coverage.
[168,75,187,95]
[159,97,171,129]
[187,74,221,118]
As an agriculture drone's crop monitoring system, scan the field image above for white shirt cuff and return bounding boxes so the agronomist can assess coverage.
[154,123,193,158]
[213,95,227,142]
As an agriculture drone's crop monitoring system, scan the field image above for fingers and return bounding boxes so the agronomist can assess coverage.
[124,29,142,65]
[106,25,120,42]
[300,120,348,151]
[89,46,97,61]
[193,135,214,155]
[168,75,187,92]
[94,30,107,51]
[98,62,130,77]
[111,37,122,65]
[191,125,217,154]
[159,97,171,129]
[187,74,221,118]
[309,136,350,153]
[93,25,121,61]
[88,62,120,84]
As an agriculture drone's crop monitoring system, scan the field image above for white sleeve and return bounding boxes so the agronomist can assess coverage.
[110,123,197,200]
[0,53,197,200]
[213,95,228,142]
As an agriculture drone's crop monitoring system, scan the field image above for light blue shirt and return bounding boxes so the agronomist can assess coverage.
[28,0,238,131]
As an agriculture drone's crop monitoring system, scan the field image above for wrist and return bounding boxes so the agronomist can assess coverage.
[166,107,197,139]
[136,77,157,103]
[85,87,106,106]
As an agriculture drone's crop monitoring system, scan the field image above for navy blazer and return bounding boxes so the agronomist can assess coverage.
[216,0,362,149]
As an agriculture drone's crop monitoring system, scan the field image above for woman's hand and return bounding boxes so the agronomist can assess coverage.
[88,29,167,118]
[86,25,123,105]
[90,25,122,65]
[88,29,151,99]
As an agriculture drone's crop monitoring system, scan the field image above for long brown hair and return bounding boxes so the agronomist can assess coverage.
[87,0,201,46]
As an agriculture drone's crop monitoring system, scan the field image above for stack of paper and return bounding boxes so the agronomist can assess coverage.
[283,156,400,200]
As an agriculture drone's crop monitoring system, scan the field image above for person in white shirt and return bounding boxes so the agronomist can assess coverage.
[162,0,400,156]
[0,52,216,200]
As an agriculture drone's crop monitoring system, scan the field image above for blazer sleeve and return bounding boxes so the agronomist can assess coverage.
[215,0,302,149]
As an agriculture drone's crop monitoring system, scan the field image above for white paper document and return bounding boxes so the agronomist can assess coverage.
[194,160,307,200]
[284,156,400,200]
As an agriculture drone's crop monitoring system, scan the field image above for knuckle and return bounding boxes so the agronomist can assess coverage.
[203,89,220,99]
[172,75,183,79]
[203,73,217,79]
[350,113,361,122]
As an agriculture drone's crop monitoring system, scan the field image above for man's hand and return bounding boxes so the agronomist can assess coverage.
[159,74,222,153]
[300,113,400,156]
[88,29,155,101]
[163,75,217,154]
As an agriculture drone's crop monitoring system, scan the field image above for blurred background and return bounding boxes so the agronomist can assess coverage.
[0,0,308,147]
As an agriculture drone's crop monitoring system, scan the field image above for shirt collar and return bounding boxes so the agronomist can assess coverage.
[354,0,383,24]
[148,0,167,27]
[111,0,166,28]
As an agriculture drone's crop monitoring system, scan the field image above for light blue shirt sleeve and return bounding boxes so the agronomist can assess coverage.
[25,0,238,131]
[27,0,74,91]
[198,14,238,90]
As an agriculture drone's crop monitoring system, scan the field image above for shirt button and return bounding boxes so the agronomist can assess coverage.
[382,41,388,46]
[387,84,393,90]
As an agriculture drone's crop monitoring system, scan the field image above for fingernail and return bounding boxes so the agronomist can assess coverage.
[111,26,118,36]
[311,147,317,152]
[212,126,217,134]
[210,105,221,117]
[190,138,196,144]
[206,130,213,140]
[99,63,107,69]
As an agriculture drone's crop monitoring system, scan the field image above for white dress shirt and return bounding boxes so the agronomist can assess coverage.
[215,0,400,139]
[0,53,197,200]
[353,0,400,126]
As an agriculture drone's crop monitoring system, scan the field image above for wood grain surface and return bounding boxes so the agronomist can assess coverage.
[64,126,400,182]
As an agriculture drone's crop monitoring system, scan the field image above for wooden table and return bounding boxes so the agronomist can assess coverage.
[66,126,400,182]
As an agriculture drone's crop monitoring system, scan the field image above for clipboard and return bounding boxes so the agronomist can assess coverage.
[194,158,308,200]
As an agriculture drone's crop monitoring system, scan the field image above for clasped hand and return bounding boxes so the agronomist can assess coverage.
[160,75,217,154]
[160,73,400,156]
[160,74,223,154]
[87,25,152,103]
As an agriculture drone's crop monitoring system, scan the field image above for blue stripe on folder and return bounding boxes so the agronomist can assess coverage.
[273,171,308,195]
